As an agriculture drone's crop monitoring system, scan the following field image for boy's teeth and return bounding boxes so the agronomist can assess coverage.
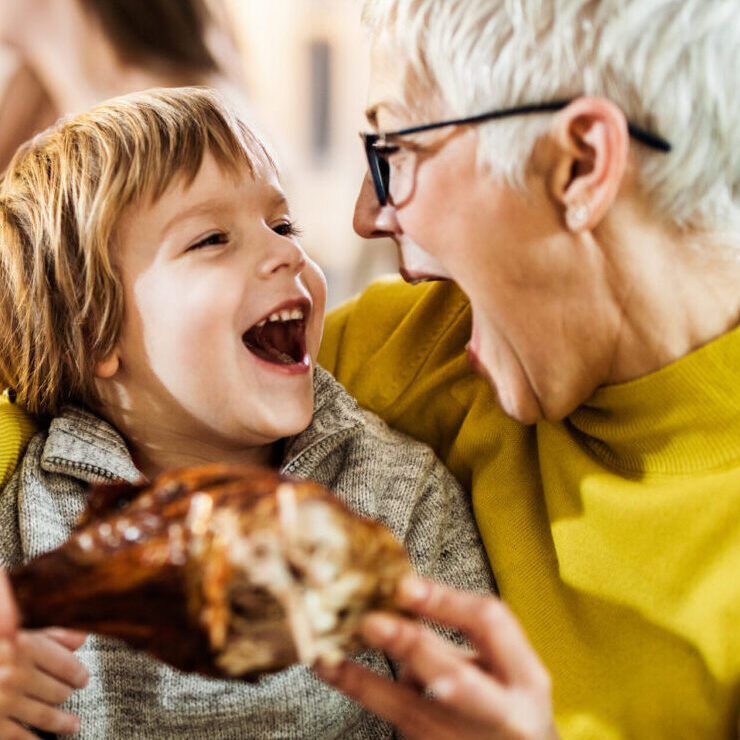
[258,307,305,327]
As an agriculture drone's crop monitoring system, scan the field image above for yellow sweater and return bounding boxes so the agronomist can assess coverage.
[0,395,35,489]
[3,276,740,736]
[319,277,740,739]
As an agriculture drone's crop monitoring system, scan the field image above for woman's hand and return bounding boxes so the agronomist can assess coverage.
[0,567,89,739]
[316,576,559,740]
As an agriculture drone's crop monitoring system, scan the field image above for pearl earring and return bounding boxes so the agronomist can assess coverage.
[569,204,589,230]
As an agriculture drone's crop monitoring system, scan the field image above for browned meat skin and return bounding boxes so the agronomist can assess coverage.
[9,464,412,679]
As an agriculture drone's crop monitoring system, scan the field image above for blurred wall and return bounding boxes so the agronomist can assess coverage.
[226,0,398,308]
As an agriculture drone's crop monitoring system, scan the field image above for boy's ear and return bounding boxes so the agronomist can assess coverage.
[547,96,629,233]
[94,352,120,379]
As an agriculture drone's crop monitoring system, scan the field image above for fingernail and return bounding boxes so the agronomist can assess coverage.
[69,716,81,734]
[429,677,454,700]
[75,665,90,687]
[398,576,429,606]
[363,613,397,643]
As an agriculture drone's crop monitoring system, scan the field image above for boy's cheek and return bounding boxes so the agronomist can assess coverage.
[305,258,328,356]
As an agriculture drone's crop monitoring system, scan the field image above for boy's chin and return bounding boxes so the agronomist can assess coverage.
[250,398,315,444]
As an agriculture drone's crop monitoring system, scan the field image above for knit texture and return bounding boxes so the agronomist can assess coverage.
[320,277,740,739]
[0,366,494,739]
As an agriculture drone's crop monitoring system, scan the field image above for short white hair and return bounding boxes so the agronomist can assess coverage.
[362,0,740,234]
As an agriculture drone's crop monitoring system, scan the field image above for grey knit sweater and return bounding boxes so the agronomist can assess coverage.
[0,367,494,739]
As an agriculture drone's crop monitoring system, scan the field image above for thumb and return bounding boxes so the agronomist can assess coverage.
[0,566,18,638]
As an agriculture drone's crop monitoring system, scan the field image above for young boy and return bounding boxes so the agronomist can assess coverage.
[0,87,494,739]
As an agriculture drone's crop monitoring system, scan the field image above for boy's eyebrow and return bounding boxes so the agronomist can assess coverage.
[160,191,291,238]
[268,192,289,212]
[160,197,234,237]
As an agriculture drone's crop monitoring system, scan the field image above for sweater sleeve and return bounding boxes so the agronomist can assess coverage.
[0,466,23,568]
[404,450,496,597]
[0,396,36,490]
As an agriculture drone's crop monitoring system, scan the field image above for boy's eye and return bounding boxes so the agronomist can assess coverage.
[187,231,229,251]
[272,221,302,238]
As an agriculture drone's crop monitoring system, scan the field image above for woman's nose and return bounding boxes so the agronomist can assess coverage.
[257,234,307,279]
[353,172,401,239]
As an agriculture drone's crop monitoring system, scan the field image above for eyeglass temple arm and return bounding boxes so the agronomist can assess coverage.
[388,100,672,153]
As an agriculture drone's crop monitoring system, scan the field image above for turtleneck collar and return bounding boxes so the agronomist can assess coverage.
[564,321,740,475]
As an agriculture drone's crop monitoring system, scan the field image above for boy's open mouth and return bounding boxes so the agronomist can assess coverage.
[242,304,308,366]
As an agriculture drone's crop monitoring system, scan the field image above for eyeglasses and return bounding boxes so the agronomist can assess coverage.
[360,99,672,206]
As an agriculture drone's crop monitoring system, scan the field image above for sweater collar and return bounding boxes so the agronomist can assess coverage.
[39,366,365,486]
[564,321,740,474]
[41,406,142,484]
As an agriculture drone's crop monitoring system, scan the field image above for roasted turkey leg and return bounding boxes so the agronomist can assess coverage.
[9,464,412,679]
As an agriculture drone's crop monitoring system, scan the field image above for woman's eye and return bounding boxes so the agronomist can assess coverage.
[272,221,302,238]
[187,232,228,251]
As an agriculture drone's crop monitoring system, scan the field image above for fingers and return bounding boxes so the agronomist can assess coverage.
[0,718,38,740]
[397,577,549,687]
[0,630,87,738]
[0,568,18,638]
[315,660,441,739]
[397,662,425,693]
[21,632,89,690]
[362,612,510,725]
[6,693,80,736]
[42,628,88,652]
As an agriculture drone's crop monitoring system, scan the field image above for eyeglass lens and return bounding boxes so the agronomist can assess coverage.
[368,144,418,206]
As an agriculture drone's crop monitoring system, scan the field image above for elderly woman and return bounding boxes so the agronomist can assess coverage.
[316,0,740,738]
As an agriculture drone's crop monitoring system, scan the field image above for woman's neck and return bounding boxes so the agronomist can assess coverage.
[594,203,740,387]
[514,190,740,421]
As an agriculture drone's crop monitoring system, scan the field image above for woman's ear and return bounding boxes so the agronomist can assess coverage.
[548,97,629,233]
[94,352,120,379]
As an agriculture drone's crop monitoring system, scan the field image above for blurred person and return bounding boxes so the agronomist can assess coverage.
[0,0,251,171]
[315,0,740,738]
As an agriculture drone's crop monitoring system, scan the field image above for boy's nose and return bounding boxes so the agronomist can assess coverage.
[257,236,307,279]
[353,173,401,239]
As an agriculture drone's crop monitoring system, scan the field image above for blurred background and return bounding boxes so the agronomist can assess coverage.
[0,0,398,308]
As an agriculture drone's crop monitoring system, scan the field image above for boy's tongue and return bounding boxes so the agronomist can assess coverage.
[243,320,305,365]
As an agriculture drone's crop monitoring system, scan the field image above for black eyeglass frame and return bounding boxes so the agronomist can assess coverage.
[360,99,671,206]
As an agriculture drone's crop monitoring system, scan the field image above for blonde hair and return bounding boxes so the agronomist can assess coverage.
[0,86,273,417]
[363,0,740,234]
